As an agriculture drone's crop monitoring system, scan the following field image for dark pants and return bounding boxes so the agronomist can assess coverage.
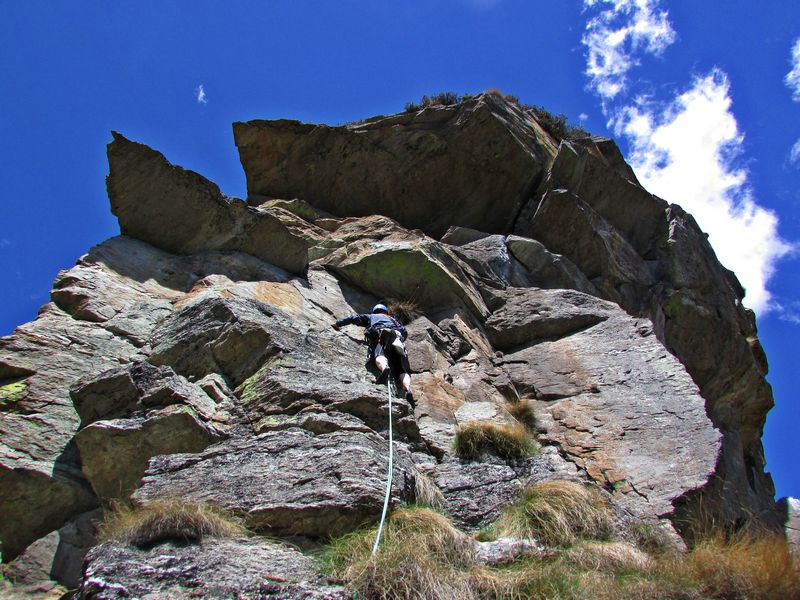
[370,329,411,376]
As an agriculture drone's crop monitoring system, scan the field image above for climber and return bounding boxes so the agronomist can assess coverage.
[332,303,415,406]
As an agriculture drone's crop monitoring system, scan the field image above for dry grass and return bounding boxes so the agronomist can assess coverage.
[627,519,678,555]
[568,532,800,600]
[99,499,247,548]
[681,532,800,600]
[482,480,615,547]
[506,400,537,431]
[388,299,420,324]
[324,507,479,600]
[566,540,652,572]
[324,501,800,600]
[453,421,537,461]
[414,471,446,511]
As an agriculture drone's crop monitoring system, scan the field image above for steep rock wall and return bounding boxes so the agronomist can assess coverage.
[0,93,778,594]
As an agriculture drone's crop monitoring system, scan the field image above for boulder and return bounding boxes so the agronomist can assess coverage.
[71,362,219,425]
[71,362,227,501]
[3,509,101,590]
[76,406,224,500]
[0,305,138,560]
[107,132,328,273]
[132,428,415,538]
[78,537,350,599]
[447,234,536,291]
[497,290,721,519]
[149,295,295,387]
[474,538,552,565]
[319,238,490,320]
[485,288,617,351]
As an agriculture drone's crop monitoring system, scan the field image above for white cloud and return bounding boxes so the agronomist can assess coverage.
[786,37,800,101]
[785,39,800,166]
[578,112,590,122]
[773,300,800,325]
[790,139,800,166]
[195,84,207,105]
[615,70,793,312]
[582,0,675,100]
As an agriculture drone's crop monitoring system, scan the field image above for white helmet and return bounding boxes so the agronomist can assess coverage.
[372,304,388,314]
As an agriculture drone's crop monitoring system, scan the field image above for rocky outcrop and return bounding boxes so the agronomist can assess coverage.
[0,305,138,560]
[132,428,415,538]
[78,537,351,599]
[107,132,330,274]
[0,93,781,595]
[233,95,557,238]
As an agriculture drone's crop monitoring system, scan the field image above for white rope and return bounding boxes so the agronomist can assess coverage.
[372,374,394,557]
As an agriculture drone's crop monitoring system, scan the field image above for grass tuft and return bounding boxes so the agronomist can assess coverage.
[324,506,478,600]
[404,92,461,113]
[482,480,615,547]
[627,519,677,555]
[99,499,247,548]
[453,421,537,461]
[414,472,446,511]
[683,531,800,600]
[324,502,800,600]
[388,299,420,324]
[565,540,652,572]
[506,399,537,431]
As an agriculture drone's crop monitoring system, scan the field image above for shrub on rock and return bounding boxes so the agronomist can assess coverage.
[99,500,246,548]
[324,507,476,600]
[481,480,615,547]
[453,421,537,460]
[507,399,537,431]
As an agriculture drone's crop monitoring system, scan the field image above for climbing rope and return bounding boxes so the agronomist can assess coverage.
[372,373,394,557]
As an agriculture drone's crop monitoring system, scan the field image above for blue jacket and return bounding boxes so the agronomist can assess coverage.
[335,313,408,341]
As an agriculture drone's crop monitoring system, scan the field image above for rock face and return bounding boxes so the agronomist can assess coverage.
[78,537,351,599]
[0,93,781,594]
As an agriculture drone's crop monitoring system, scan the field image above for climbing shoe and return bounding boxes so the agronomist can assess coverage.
[376,368,390,384]
[405,391,416,407]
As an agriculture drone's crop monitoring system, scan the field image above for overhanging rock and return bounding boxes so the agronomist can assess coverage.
[234,94,558,238]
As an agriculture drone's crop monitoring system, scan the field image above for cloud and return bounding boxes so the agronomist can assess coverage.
[790,139,800,166]
[773,300,800,325]
[578,112,590,122]
[785,39,800,166]
[582,0,675,100]
[786,37,800,101]
[195,84,207,105]
[0,238,10,247]
[614,70,793,312]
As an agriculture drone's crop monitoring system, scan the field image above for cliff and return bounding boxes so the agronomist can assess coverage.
[0,93,782,597]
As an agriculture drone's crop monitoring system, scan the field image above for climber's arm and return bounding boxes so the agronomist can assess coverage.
[332,314,370,331]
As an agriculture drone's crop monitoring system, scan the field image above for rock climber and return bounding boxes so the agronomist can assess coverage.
[332,303,415,406]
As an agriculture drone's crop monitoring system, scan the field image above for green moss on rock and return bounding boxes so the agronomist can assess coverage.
[0,382,27,407]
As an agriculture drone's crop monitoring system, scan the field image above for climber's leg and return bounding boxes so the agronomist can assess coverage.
[374,346,390,383]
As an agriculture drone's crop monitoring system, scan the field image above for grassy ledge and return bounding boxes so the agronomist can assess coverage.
[453,421,538,461]
[480,480,615,547]
[99,499,247,548]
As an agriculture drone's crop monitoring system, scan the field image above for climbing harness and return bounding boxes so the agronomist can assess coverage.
[372,373,395,557]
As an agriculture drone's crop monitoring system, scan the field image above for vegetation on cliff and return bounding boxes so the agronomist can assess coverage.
[324,502,800,600]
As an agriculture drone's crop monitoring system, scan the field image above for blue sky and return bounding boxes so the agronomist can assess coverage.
[1,1,798,498]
